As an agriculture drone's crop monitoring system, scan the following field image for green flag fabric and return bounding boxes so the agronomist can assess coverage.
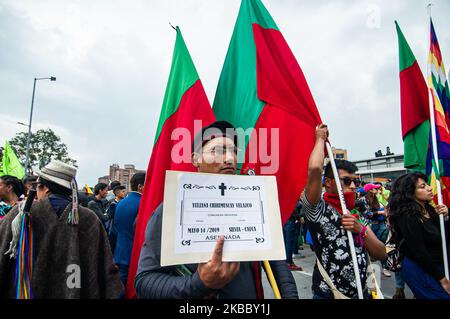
[1,141,25,179]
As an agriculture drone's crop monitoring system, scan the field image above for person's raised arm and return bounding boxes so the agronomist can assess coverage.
[305,124,328,205]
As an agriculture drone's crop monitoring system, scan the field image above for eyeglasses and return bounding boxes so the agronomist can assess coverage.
[202,146,239,156]
[340,177,361,187]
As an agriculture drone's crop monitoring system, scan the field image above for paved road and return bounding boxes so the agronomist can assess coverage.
[262,244,414,299]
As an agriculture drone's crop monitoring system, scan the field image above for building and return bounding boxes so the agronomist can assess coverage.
[98,164,145,191]
[324,147,348,166]
[332,147,348,160]
[98,175,109,185]
[352,154,407,184]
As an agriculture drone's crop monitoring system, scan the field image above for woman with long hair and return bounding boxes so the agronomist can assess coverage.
[388,172,450,299]
[362,183,391,277]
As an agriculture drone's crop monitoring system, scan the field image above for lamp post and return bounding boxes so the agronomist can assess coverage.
[24,76,56,174]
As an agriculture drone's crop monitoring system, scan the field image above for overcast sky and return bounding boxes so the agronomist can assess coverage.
[1,0,449,186]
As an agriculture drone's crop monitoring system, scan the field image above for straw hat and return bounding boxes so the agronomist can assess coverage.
[35,160,79,225]
[35,160,76,189]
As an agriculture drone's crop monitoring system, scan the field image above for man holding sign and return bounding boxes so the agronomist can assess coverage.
[135,121,298,299]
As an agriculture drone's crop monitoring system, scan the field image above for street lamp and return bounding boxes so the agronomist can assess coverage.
[24,76,56,174]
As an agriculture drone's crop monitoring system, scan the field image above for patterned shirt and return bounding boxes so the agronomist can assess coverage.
[301,193,369,299]
[0,201,12,220]
[360,196,386,223]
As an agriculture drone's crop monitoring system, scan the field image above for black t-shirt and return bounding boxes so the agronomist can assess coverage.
[396,211,450,281]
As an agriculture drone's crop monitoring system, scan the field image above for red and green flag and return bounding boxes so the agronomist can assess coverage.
[213,0,322,225]
[395,21,430,174]
[126,27,215,298]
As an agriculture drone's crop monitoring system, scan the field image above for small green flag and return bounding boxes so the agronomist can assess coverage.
[1,141,25,179]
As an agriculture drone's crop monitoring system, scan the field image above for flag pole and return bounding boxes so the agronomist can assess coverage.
[263,261,281,299]
[426,5,449,280]
[325,141,364,299]
[246,171,281,299]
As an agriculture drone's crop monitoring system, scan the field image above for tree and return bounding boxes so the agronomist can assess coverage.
[9,128,77,174]
[0,146,3,174]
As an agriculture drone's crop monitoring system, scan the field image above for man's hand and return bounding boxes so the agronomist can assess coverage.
[341,213,363,234]
[197,236,240,290]
[315,124,328,142]
[305,124,329,205]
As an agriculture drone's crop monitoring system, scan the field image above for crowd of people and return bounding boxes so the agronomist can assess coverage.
[0,121,449,299]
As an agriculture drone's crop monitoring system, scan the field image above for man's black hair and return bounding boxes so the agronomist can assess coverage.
[94,183,108,195]
[0,175,25,197]
[192,120,238,153]
[23,175,38,185]
[113,185,126,195]
[130,172,146,192]
[324,160,358,178]
[38,177,72,197]
[109,180,121,190]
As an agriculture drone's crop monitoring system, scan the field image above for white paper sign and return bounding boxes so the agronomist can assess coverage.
[161,170,286,266]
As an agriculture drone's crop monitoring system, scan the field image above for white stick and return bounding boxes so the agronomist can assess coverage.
[325,141,364,299]
[427,11,449,280]
[427,83,450,280]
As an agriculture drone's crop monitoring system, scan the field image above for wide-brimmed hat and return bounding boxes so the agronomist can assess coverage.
[35,160,77,190]
[35,160,79,225]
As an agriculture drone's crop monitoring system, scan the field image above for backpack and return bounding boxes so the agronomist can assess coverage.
[384,230,405,272]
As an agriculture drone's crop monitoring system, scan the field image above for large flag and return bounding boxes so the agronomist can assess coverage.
[395,22,430,174]
[125,27,215,298]
[1,141,25,179]
[427,19,450,205]
[213,0,322,225]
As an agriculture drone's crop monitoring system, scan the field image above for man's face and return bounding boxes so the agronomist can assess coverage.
[25,182,34,191]
[36,184,49,200]
[99,187,108,199]
[192,137,237,175]
[116,189,127,200]
[324,169,358,194]
[0,179,9,198]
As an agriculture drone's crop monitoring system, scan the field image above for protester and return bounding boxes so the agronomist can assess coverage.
[374,182,390,207]
[107,180,121,202]
[301,124,387,299]
[22,175,38,198]
[283,200,303,271]
[78,190,91,208]
[0,175,25,220]
[0,160,123,298]
[107,185,127,254]
[88,182,111,229]
[297,207,308,252]
[388,172,450,299]
[107,185,126,227]
[361,183,391,277]
[113,173,145,287]
[135,121,298,299]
